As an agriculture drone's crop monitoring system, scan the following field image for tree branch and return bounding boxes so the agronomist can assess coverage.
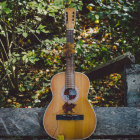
[0,39,9,60]
[27,26,49,48]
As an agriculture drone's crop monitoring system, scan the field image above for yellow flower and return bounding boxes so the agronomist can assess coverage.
[87,6,93,11]
[112,45,117,50]
[109,81,113,86]
[94,19,99,24]
[57,135,64,140]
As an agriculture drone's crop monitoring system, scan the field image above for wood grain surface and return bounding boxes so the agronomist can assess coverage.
[43,72,96,139]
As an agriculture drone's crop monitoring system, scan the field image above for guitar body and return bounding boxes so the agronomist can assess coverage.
[43,72,96,140]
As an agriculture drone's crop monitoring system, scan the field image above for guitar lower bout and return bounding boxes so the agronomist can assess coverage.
[43,72,97,140]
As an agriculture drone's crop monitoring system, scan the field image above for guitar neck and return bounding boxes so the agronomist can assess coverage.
[64,8,76,89]
[65,30,75,89]
[66,30,74,43]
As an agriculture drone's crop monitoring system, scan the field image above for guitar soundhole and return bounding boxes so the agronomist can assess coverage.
[64,88,77,101]
[61,86,80,103]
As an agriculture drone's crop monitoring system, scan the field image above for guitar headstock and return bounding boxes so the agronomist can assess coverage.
[65,8,76,30]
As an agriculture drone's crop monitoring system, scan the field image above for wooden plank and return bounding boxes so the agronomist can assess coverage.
[0,107,140,137]
[125,64,140,107]
[86,52,135,80]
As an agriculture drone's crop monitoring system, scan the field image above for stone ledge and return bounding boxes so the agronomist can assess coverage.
[0,107,140,137]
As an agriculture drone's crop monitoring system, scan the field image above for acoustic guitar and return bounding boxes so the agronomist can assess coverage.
[43,8,96,140]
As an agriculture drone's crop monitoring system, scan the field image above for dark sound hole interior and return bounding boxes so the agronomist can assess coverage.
[64,88,77,100]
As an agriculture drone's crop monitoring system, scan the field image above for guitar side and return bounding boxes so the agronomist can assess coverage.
[43,72,96,140]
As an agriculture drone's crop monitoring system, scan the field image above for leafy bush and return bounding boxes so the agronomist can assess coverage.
[0,0,139,108]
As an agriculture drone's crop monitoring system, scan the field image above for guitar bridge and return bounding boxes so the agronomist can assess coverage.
[56,114,84,120]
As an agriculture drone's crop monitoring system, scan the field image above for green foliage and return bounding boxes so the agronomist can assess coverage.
[87,0,140,61]
[89,73,124,107]
[0,0,139,108]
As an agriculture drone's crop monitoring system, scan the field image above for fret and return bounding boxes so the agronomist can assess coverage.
[65,79,74,82]
[65,84,74,86]
[65,84,75,86]
[65,83,74,86]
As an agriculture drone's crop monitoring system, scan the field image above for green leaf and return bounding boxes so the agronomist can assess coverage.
[0,30,6,36]
[23,32,28,38]
[64,0,71,5]
[12,58,17,64]
[106,5,112,9]
[49,12,55,17]
[37,24,46,30]
[30,59,35,64]
[0,1,7,14]
[101,46,108,52]
[19,87,25,92]
[13,53,20,57]
[78,5,82,11]
[118,0,124,4]
[16,27,23,33]
[22,55,27,62]
[123,6,130,12]
[111,10,119,15]
[69,3,76,8]
[88,3,95,7]
[35,16,42,21]
[95,14,99,20]
[41,29,50,34]
[36,30,40,34]
[115,21,120,27]
[4,8,11,14]
[98,12,104,18]
[0,1,7,9]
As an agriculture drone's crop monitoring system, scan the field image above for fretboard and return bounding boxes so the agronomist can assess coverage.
[65,30,75,89]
